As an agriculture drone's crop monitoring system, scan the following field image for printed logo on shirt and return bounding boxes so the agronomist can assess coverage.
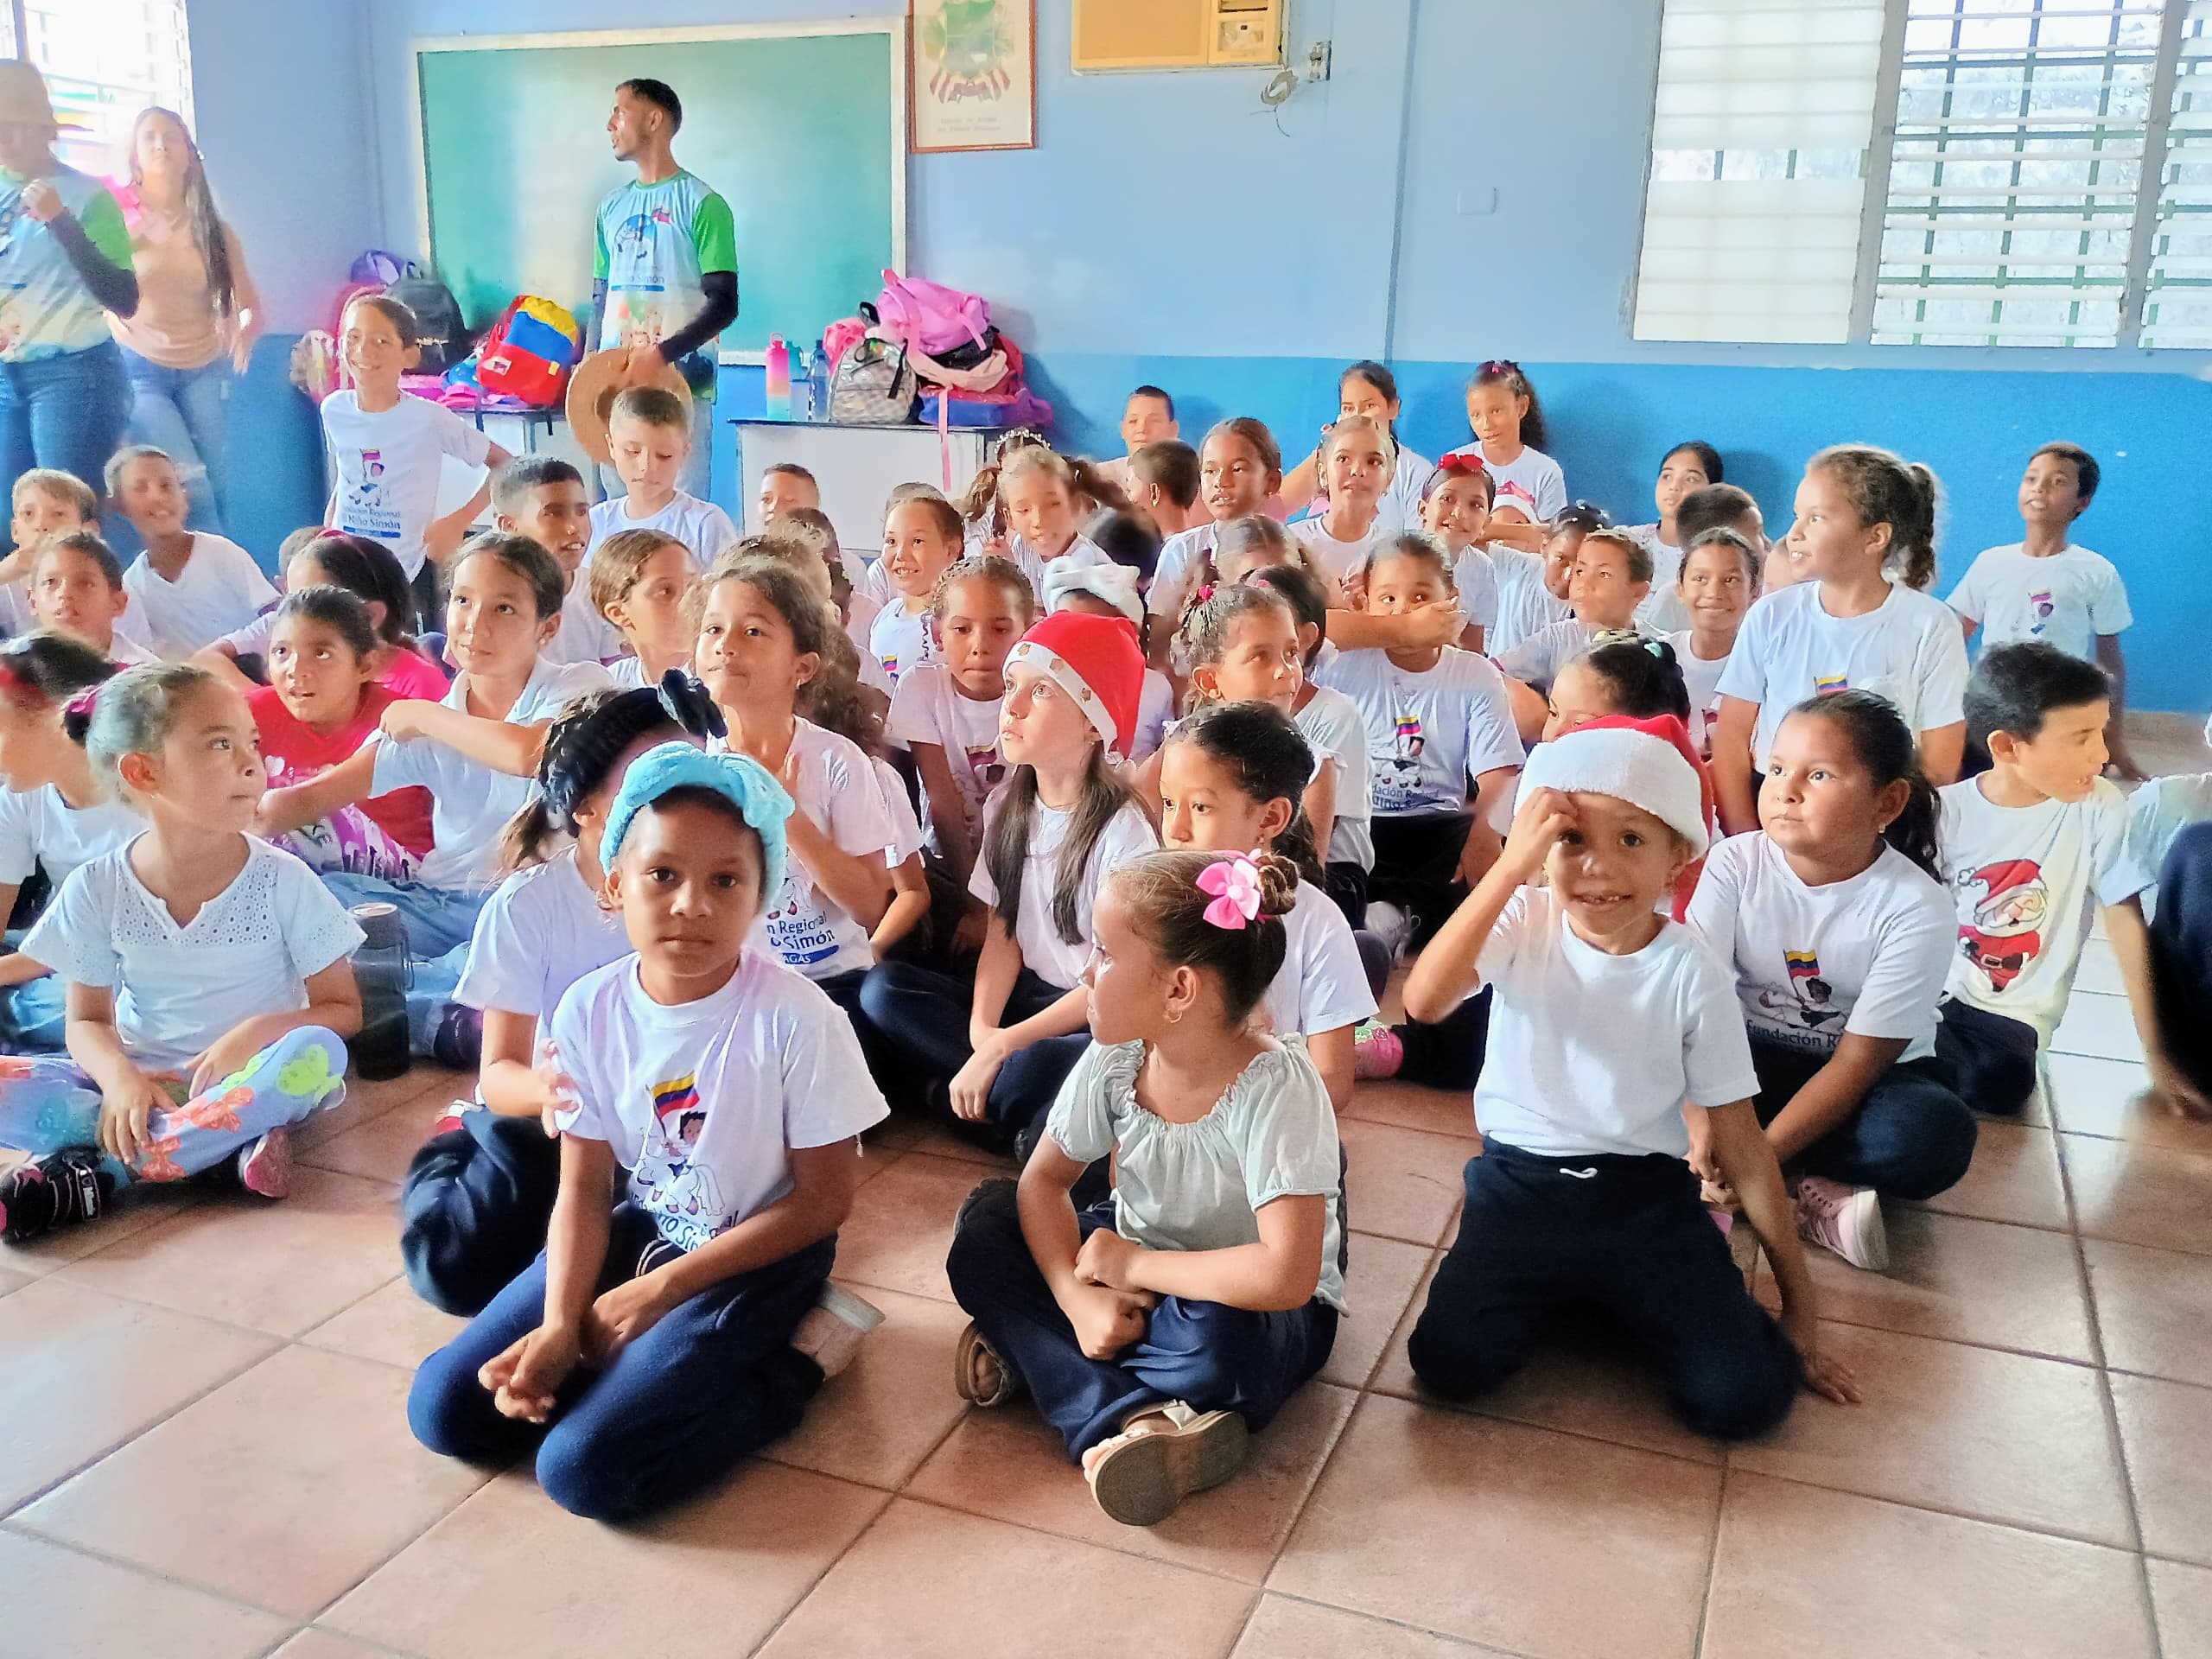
[2030,591,2055,633]
[1375,712,1428,813]
[652,1073,702,1129]
[1956,857,2048,994]
[1497,481,1538,515]
[341,448,400,540]
[762,876,842,966]
[964,745,1007,793]
[1752,948,1848,1043]
[1814,673,1849,695]
[635,1079,726,1247]
[880,654,900,681]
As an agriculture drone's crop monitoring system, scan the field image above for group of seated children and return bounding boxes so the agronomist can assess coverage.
[1,331,2207,1537]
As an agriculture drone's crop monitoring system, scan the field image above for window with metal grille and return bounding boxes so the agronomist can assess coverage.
[1635,0,2209,348]
[6,0,195,175]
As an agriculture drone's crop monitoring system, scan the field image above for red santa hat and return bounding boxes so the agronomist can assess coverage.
[1517,712,1714,855]
[1005,611,1145,759]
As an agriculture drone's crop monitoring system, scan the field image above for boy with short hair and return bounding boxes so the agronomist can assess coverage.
[757,461,819,528]
[1675,484,1775,593]
[584,386,737,571]
[493,456,616,666]
[107,445,277,658]
[1936,642,2183,1114]
[1946,442,2139,778]
[1097,385,1178,493]
[3,468,99,635]
[1124,440,1203,537]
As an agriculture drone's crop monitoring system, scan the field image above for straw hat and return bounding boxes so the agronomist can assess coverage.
[0,60,86,134]
[565,347,693,464]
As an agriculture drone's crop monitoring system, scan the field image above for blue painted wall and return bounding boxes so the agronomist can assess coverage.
[188,0,2209,715]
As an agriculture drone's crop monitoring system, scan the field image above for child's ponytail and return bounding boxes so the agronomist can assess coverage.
[1111,848,1300,1025]
[1782,688,1942,881]
[1808,444,1943,593]
[1067,455,1133,518]
[1177,582,1296,708]
[0,631,120,747]
[1573,632,1691,723]
[496,674,721,872]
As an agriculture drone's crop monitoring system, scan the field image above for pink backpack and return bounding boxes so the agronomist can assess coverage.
[873,270,990,356]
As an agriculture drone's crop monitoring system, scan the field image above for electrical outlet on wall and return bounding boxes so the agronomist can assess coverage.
[1306,39,1332,80]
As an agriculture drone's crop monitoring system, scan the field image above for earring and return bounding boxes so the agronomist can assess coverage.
[1166,1008,1183,1025]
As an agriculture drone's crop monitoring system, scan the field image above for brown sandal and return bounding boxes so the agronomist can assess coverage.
[953,1320,1020,1408]
[1083,1402,1249,1526]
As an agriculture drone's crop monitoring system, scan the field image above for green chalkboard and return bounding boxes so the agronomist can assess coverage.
[412,26,904,354]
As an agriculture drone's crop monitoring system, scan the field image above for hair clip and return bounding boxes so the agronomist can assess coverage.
[657,669,727,741]
[1435,453,1487,475]
[64,684,99,720]
[1196,855,1262,930]
[1479,359,1522,377]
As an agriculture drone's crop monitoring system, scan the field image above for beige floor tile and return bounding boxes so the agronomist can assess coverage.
[2045,1053,2212,1151]
[1768,1208,2094,1363]
[830,1151,990,1304]
[2050,988,2145,1063]
[2149,1558,2212,1659]
[1230,1595,1509,1657]
[1369,1253,1726,1465]
[299,1096,447,1185]
[1728,1321,2135,1547]
[0,1529,294,1659]
[325,1464,886,1659]
[1337,1116,1474,1246]
[0,1279,276,1512]
[1338,1079,1478,1140]
[1317,1233,1431,1390]
[293,1069,458,1153]
[17,1345,489,1617]
[0,1184,204,1276]
[892,1118,1020,1168]
[2072,935,2127,996]
[2086,1239,2212,1388]
[757,1497,1255,1659]
[1916,1120,2069,1231]
[301,1277,468,1373]
[1701,1471,2156,1659]
[52,1167,405,1338]
[0,1264,32,1298]
[2066,1135,2212,1256]
[2113,1372,2212,1567]
[1268,1394,1719,1659]
[274,1634,416,1659]
[906,1381,1357,1584]
[763,1285,973,1489]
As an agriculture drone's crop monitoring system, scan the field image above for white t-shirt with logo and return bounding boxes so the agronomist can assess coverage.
[1148,523,1223,620]
[543,580,623,668]
[1688,832,1955,1064]
[1314,645,1523,818]
[886,661,1005,853]
[1295,683,1374,869]
[869,599,939,684]
[1625,524,1689,634]
[1945,543,2132,663]
[872,755,926,867]
[0,784,141,893]
[551,949,889,1252]
[1664,630,1735,761]
[1716,579,1971,767]
[454,845,631,1021]
[748,720,897,980]
[1496,616,1646,693]
[1260,880,1378,1040]
[368,657,613,891]
[121,535,278,659]
[1288,513,1389,600]
[1471,886,1759,1159]
[583,492,737,573]
[1486,545,1572,656]
[1450,546,1500,633]
[1444,442,1567,525]
[1937,776,2152,1040]
[321,390,493,581]
[970,797,1159,990]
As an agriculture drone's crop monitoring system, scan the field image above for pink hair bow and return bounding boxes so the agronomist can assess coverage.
[1196,855,1262,930]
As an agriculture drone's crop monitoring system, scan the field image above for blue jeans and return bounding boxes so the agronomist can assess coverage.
[0,340,130,506]
[119,346,233,536]
[1748,1038,1976,1201]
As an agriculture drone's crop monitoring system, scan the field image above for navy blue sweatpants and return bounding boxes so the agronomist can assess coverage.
[1748,1038,1977,1201]
[944,1178,1338,1460]
[408,1205,831,1522]
[1933,998,2040,1118]
[860,959,1089,1148]
[2152,822,2212,1099]
[1408,1141,1800,1440]
[400,1110,563,1317]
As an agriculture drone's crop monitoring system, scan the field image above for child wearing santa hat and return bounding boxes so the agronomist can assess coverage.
[862,611,1160,1154]
[1399,713,1860,1437]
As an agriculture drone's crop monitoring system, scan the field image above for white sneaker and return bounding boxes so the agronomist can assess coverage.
[1363,900,1412,961]
[1794,1175,1888,1271]
[791,1283,886,1380]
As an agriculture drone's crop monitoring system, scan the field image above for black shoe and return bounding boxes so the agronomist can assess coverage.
[0,1147,115,1242]
[430,1003,483,1071]
[952,1176,1018,1238]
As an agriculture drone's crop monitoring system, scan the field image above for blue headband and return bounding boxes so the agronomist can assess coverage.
[600,741,792,897]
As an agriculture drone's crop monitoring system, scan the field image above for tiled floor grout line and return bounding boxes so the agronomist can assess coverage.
[1248,1587,1546,1659]
[1739,1465,2145,1556]
[1,1513,315,1627]
[1692,1459,1732,1658]
[738,1483,901,1659]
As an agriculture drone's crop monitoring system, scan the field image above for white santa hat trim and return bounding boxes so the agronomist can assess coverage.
[1005,639,1122,755]
[1516,721,1711,855]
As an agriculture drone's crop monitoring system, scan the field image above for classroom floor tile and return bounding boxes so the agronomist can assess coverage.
[2110,1372,2212,1567]
[2064,1134,2212,1256]
[0,1529,295,1659]
[1229,1594,1508,1657]
[2084,1237,2212,1388]
[1914,1119,2069,1230]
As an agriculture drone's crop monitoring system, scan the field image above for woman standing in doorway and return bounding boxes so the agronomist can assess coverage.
[109,107,260,536]
[0,61,137,500]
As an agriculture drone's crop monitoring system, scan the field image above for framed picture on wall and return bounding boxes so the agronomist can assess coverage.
[910,0,1035,152]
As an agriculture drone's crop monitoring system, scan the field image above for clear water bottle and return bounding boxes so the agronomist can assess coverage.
[792,344,816,420]
[810,337,831,421]
[350,902,412,1082]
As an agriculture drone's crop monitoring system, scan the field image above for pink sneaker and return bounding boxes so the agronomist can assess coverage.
[236,1128,293,1201]
[1793,1175,1886,1270]
[1352,1021,1403,1081]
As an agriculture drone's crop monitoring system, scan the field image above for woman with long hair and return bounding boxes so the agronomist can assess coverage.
[106,107,261,536]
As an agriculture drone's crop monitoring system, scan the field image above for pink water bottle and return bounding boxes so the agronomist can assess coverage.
[765,334,792,419]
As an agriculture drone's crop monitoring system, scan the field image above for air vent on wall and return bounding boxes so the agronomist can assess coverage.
[1071,0,1284,71]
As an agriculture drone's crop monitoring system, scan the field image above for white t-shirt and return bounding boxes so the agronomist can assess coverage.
[1625,524,1689,634]
[2126,772,2212,918]
[321,390,493,580]
[1471,886,1759,1159]
[1295,683,1374,869]
[1938,776,2152,1040]
[551,949,889,1252]
[1134,668,1173,762]
[453,846,630,1020]
[213,608,276,662]
[22,836,363,1071]
[0,784,140,891]
[1288,513,1388,600]
[1716,579,1971,767]
[1688,832,1955,1064]
[543,580,622,668]
[1261,880,1378,1040]
[1487,545,1572,655]
[1445,442,1567,524]
[1046,1036,1346,1312]
[583,492,737,572]
[1946,543,2132,662]
[1314,645,1523,817]
[121,535,278,659]
[1495,616,1640,692]
[750,720,897,980]
[872,755,926,866]
[1148,523,1222,620]
[885,661,1004,853]
[1450,546,1500,632]
[1665,628,1733,760]
[869,599,939,684]
[1009,534,1106,600]
[970,796,1159,989]
[369,657,613,891]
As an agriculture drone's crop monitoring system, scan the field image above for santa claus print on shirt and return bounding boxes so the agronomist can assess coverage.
[1955,857,2048,995]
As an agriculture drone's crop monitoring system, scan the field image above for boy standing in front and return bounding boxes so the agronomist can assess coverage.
[583,388,737,575]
